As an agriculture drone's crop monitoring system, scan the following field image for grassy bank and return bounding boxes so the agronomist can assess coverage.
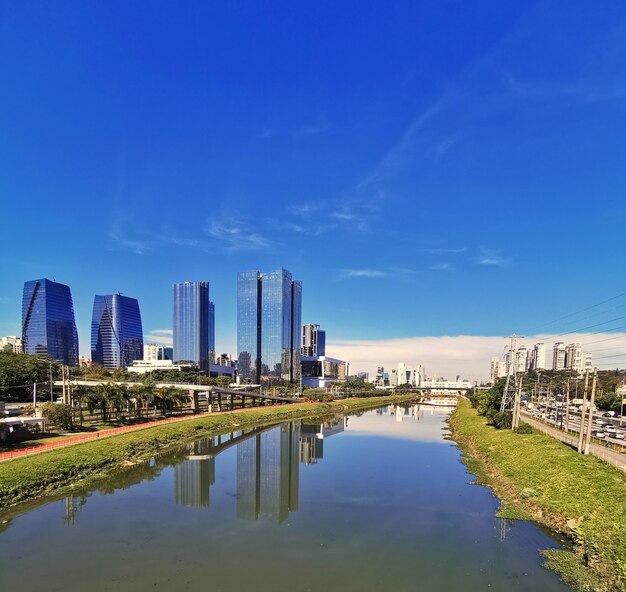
[449,399,626,592]
[0,395,412,512]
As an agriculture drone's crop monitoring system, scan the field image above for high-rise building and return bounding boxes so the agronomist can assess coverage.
[173,281,209,371]
[584,352,593,372]
[528,342,546,371]
[237,269,302,384]
[0,336,23,354]
[553,342,566,371]
[515,346,528,373]
[565,343,584,373]
[208,301,215,365]
[490,358,502,383]
[144,343,173,361]
[91,294,144,369]
[301,324,326,357]
[22,278,79,365]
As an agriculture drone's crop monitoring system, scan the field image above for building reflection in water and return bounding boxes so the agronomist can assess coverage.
[169,415,355,522]
[175,440,216,508]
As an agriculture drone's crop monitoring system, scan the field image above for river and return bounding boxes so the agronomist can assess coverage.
[0,403,570,591]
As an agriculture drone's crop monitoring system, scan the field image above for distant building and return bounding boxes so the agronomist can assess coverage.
[127,359,192,374]
[208,300,216,365]
[301,355,347,388]
[515,346,528,373]
[528,342,546,371]
[22,278,79,365]
[584,352,593,372]
[565,343,584,373]
[216,353,234,367]
[144,343,173,361]
[91,294,144,369]
[301,324,326,357]
[237,269,302,384]
[553,342,566,371]
[173,281,210,371]
[422,377,473,393]
[0,336,23,354]
[490,358,502,383]
[357,372,369,381]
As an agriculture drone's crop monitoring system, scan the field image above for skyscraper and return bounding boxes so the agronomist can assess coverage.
[565,343,583,373]
[208,300,215,365]
[301,324,326,357]
[173,281,209,371]
[91,294,144,369]
[528,342,546,371]
[22,278,79,365]
[237,269,302,384]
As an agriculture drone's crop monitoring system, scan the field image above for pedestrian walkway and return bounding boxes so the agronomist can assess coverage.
[0,407,248,463]
[521,413,626,473]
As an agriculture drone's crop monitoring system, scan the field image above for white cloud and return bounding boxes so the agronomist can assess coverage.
[205,218,270,251]
[326,333,626,381]
[425,247,467,255]
[338,269,388,280]
[145,329,173,346]
[476,247,511,267]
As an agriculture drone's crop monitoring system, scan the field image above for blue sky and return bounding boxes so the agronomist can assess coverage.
[2,1,626,370]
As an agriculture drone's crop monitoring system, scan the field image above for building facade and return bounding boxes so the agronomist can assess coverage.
[91,294,144,369]
[237,269,302,384]
[22,278,79,365]
[143,343,173,361]
[301,324,326,357]
[565,343,584,373]
[528,342,546,371]
[173,281,210,371]
[553,342,566,370]
[0,336,23,354]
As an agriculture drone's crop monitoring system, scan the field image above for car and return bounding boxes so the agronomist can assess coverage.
[591,431,606,439]
[612,432,625,440]
[602,412,616,417]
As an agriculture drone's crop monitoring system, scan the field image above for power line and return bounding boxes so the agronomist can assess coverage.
[517,290,626,335]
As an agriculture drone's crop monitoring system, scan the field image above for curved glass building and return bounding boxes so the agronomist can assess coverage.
[91,294,144,369]
[21,278,79,365]
[237,269,302,384]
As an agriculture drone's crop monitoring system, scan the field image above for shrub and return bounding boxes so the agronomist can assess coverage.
[514,422,534,434]
[39,402,74,430]
[492,410,512,430]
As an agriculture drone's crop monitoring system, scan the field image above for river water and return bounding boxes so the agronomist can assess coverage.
[0,404,570,591]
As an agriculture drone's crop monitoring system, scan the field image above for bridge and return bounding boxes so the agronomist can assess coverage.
[54,380,300,412]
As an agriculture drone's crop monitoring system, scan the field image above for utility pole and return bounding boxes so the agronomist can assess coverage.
[33,382,37,412]
[577,371,590,453]
[583,370,598,455]
[564,380,570,432]
[49,361,54,402]
[512,374,523,430]
[500,335,523,413]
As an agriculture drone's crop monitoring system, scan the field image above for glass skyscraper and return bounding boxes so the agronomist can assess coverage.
[237,268,302,384]
[173,281,209,371]
[91,294,144,369]
[22,278,79,365]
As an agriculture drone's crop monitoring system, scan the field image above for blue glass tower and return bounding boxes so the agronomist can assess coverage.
[91,294,144,369]
[173,281,209,371]
[22,278,79,365]
[237,269,302,384]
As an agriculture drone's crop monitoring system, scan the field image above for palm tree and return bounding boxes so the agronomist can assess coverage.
[129,384,153,418]
[71,384,90,426]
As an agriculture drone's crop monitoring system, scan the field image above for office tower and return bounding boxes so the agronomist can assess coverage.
[565,343,583,373]
[0,336,23,354]
[22,278,79,365]
[397,362,407,385]
[237,269,302,384]
[173,281,209,371]
[91,294,144,369]
[553,342,566,370]
[208,300,215,365]
[301,324,326,357]
[529,342,546,371]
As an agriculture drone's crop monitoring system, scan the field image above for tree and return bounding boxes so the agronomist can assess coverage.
[40,402,73,430]
[128,384,153,418]
[0,352,59,400]
[70,384,91,425]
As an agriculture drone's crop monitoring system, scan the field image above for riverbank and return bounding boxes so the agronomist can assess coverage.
[449,399,626,592]
[0,395,413,512]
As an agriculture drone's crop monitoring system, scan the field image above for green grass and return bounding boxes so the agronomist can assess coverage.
[0,395,413,512]
[450,400,626,591]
